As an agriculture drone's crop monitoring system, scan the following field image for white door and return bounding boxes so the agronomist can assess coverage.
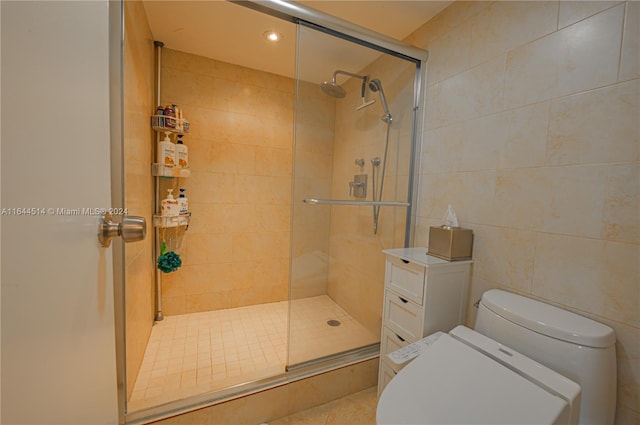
[1,1,121,424]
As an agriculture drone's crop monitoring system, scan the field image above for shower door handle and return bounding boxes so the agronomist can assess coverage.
[98,212,146,247]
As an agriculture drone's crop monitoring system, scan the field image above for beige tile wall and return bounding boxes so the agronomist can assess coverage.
[290,81,335,300]
[327,55,416,335]
[409,2,639,423]
[123,1,156,399]
[158,49,295,315]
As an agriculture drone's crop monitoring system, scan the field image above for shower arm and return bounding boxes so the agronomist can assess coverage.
[333,70,369,98]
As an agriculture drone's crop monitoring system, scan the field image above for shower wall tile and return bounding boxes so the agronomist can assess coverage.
[290,80,335,299]
[620,1,639,82]
[160,49,294,314]
[410,2,639,418]
[255,147,292,177]
[124,0,156,399]
[326,51,416,335]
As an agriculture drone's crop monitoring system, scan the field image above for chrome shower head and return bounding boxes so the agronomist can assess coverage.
[320,70,368,99]
[320,79,346,98]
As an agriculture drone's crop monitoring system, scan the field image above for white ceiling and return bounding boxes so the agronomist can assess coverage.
[142,1,450,83]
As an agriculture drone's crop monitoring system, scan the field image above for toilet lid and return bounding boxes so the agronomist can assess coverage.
[377,330,571,425]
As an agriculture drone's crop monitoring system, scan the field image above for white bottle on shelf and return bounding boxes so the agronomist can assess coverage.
[161,189,179,217]
[178,188,188,215]
[157,132,176,167]
[175,135,189,168]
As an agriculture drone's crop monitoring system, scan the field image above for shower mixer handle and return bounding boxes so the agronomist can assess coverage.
[354,158,365,170]
[349,174,368,198]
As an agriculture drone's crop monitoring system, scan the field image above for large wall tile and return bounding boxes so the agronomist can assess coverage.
[470,1,558,67]
[505,4,624,109]
[472,225,536,293]
[160,50,295,313]
[532,233,639,326]
[430,56,505,128]
[541,165,608,238]
[124,0,155,398]
[546,80,639,166]
[558,1,622,29]
[602,163,640,244]
[502,102,550,169]
[460,113,508,172]
[411,2,639,420]
[426,22,471,85]
[494,168,551,230]
[421,123,465,174]
[620,1,640,81]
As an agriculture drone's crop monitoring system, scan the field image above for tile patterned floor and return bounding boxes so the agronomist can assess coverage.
[129,295,378,412]
[269,386,378,425]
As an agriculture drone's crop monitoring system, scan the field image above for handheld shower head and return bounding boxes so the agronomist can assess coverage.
[368,79,392,122]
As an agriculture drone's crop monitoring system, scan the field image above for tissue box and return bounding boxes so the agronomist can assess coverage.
[427,226,473,261]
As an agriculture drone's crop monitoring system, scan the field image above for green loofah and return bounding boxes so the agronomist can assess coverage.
[157,241,182,273]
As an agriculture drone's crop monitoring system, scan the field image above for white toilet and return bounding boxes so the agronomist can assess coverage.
[377,289,617,425]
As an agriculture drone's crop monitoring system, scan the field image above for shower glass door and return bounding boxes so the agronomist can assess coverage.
[287,23,420,368]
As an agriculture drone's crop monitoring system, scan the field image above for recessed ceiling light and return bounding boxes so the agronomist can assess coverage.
[263,30,282,42]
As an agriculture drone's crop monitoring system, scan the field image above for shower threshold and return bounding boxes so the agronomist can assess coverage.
[125,295,379,424]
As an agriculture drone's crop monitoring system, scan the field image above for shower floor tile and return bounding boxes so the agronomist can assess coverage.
[128,295,378,412]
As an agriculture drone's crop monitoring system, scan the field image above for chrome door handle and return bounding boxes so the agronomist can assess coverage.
[98,212,146,247]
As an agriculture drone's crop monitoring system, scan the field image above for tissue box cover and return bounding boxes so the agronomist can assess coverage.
[427,226,473,261]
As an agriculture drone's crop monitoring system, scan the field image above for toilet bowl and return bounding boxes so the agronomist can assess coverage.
[376,289,616,425]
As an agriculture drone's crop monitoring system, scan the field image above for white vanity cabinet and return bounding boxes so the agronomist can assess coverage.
[377,247,472,396]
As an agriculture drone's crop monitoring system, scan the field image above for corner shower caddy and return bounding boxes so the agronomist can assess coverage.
[151,116,191,229]
[150,40,192,321]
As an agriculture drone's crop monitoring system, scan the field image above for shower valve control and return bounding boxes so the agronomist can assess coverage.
[349,174,368,198]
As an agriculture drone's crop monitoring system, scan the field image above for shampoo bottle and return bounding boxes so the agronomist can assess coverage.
[157,132,176,166]
[161,189,179,217]
[178,188,188,215]
[175,135,189,168]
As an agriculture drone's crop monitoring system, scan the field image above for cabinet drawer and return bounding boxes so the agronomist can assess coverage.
[383,291,423,341]
[387,257,425,305]
[380,325,412,358]
[377,359,399,397]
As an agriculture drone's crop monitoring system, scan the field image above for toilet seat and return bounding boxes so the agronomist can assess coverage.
[376,326,581,425]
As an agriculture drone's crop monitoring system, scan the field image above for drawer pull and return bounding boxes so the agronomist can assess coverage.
[395,333,406,342]
[398,296,409,304]
[401,259,410,264]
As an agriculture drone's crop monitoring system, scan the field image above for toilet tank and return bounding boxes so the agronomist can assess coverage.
[475,290,616,425]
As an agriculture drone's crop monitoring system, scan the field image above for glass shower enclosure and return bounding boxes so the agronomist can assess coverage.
[288,21,424,369]
[121,1,427,422]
